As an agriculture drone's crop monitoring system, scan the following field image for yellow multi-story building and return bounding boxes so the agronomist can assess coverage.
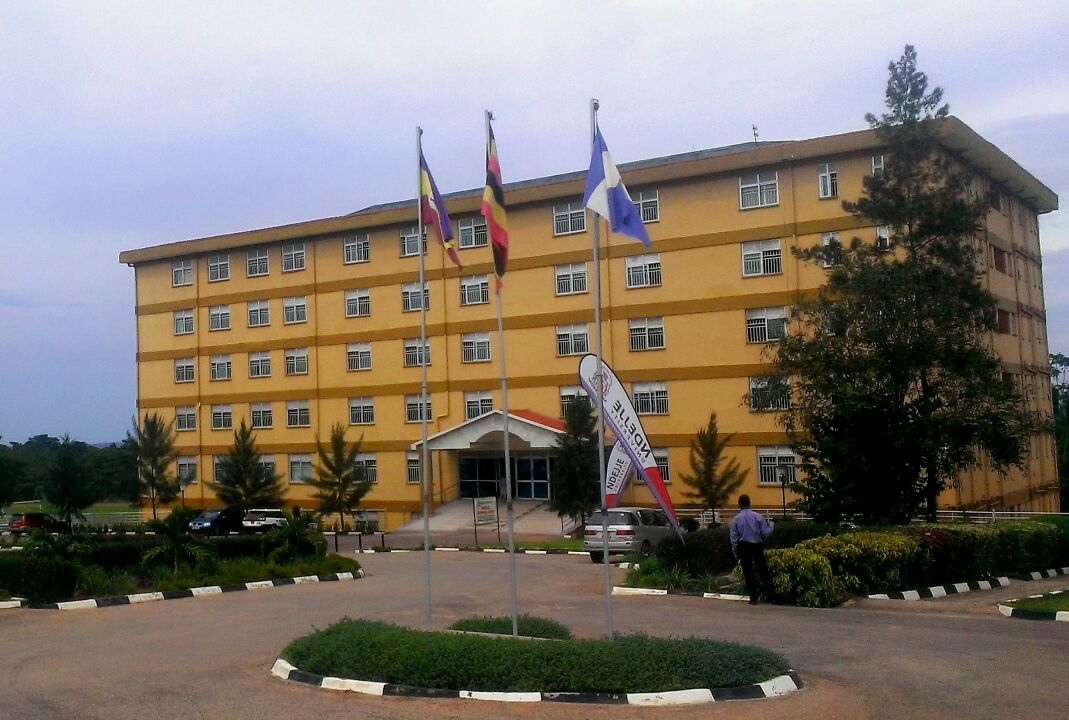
[119,117,1060,528]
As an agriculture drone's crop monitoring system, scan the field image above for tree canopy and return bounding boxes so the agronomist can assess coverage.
[308,423,373,531]
[42,436,99,527]
[212,421,286,514]
[130,413,179,519]
[549,397,600,525]
[680,412,746,510]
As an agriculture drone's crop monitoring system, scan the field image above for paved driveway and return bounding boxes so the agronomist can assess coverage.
[1,552,1066,720]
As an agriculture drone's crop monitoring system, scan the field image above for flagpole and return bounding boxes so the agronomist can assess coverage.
[590,98,614,639]
[416,126,433,630]
[488,110,520,638]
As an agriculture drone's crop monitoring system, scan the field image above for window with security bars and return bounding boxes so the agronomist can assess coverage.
[400,227,427,256]
[876,225,891,252]
[817,163,838,199]
[248,300,270,326]
[346,343,372,371]
[465,391,493,420]
[739,171,779,209]
[871,155,884,175]
[177,457,197,485]
[458,217,488,248]
[282,296,307,324]
[406,453,421,483]
[173,309,194,335]
[460,275,489,305]
[632,189,660,223]
[175,406,196,431]
[343,234,370,264]
[248,351,271,378]
[207,254,230,282]
[402,282,429,312]
[632,382,669,415]
[172,259,192,287]
[403,339,430,367]
[286,400,310,427]
[821,232,842,267]
[556,324,589,356]
[282,242,305,272]
[405,395,432,422]
[745,307,787,343]
[174,358,195,383]
[209,354,231,381]
[625,253,662,288]
[628,317,665,351]
[284,348,308,375]
[654,450,670,483]
[214,456,226,483]
[553,202,586,235]
[462,332,491,363]
[246,248,269,277]
[559,386,588,417]
[353,454,377,483]
[555,263,588,295]
[741,239,782,277]
[345,289,371,317]
[209,305,230,331]
[211,405,233,430]
[749,376,792,411]
[288,454,312,483]
[758,446,796,485]
[349,397,375,425]
[251,402,273,429]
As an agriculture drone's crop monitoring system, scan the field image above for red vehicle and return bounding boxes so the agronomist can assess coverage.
[6,512,70,536]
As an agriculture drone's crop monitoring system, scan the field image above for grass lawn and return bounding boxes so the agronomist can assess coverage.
[1004,590,1069,613]
[85,502,140,514]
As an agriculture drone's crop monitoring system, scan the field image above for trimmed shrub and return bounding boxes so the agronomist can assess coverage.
[208,535,268,560]
[450,615,573,640]
[763,547,838,607]
[796,532,924,595]
[656,521,840,576]
[625,557,720,593]
[0,554,79,603]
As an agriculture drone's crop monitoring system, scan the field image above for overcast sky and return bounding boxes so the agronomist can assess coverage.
[1,1,1066,444]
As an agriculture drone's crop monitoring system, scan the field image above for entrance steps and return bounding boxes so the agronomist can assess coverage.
[395,498,568,536]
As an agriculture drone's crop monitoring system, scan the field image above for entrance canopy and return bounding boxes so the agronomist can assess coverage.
[411,409,565,451]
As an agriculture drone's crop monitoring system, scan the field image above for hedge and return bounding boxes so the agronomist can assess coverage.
[449,615,573,640]
[655,521,841,576]
[0,555,79,603]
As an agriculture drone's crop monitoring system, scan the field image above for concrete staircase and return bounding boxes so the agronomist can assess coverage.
[394,498,571,536]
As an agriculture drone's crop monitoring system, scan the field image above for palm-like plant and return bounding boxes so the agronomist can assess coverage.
[261,510,325,563]
[307,424,373,532]
[25,527,98,563]
[141,508,212,572]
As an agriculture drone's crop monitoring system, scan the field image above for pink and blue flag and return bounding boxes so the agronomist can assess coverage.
[582,128,650,246]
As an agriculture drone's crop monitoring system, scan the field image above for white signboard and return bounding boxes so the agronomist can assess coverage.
[473,496,498,525]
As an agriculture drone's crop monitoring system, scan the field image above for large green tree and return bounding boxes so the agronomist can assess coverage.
[549,397,600,525]
[212,421,286,514]
[772,45,1036,523]
[130,413,180,519]
[42,436,98,528]
[0,437,23,510]
[86,438,140,504]
[308,423,373,531]
[1050,353,1069,510]
[680,412,747,510]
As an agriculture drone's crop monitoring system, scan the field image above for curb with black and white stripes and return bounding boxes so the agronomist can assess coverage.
[1010,566,1069,581]
[358,547,591,557]
[270,658,803,705]
[0,597,27,609]
[612,586,750,602]
[997,588,1069,622]
[867,576,1011,601]
[19,570,362,611]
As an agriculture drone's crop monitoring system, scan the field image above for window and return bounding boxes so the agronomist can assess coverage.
[741,239,782,277]
[285,348,309,375]
[282,242,305,272]
[354,453,377,483]
[247,299,270,327]
[172,259,192,287]
[248,351,271,378]
[749,376,792,411]
[990,190,1003,213]
[758,446,796,485]
[817,163,838,199]
[177,457,197,485]
[343,233,370,264]
[400,226,427,257]
[346,342,372,371]
[871,155,884,175]
[633,189,660,223]
[288,454,312,483]
[553,202,586,235]
[821,232,842,268]
[345,288,371,317]
[258,456,277,481]
[745,307,788,343]
[992,246,1011,275]
[209,354,232,381]
[283,296,307,324]
[460,274,489,305]
[214,455,226,483]
[996,309,1017,335]
[625,253,662,288]
[208,304,231,331]
[250,401,273,429]
[458,217,488,248]
[207,254,230,282]
[876,225,890,251]
[211,404,233,430]
[175,406,196,431]
[461,332,491,363]
[246,248,269,277]
[632,381,669,415]
[653,449,670,483]
[349,396,374,425]
[405,394,432,422]
[739,171,779,209]
[174,358,195,383]
[173,309,194,335]
[628,317,665,351]
[556,324,589,356]
[403,338,431,367]
[555,263,588,295]
[559,386,588,417]
[406,452,421,483]
[464,391,494,420]
[286,400,310,427]
[402,282,429,312]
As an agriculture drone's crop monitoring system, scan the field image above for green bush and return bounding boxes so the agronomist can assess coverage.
[624,557,720,593]
[88,537,161,570]
[148,554,361,590]
[207,535,268,560]
[763,547,838,607]
[450,615,573,640]
[78,566,139,597]
[796,532,924,594]
[656,521,840,576]
[0,554,79,603]
[283,619,790,693]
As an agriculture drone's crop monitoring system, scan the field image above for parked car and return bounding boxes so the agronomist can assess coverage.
[583,507,674,562]
[241,508,287,532]
[189,507,244,535]
[6,512,70,536]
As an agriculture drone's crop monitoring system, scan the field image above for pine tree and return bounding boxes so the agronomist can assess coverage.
[307,423,373,531]
[549,397,600,525]
[42,436,98,528]
[130,413,179,519]
[680,413,746,510]
[212,421,286,514]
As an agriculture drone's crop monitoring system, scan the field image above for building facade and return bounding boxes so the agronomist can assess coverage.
[119,117,1060,528]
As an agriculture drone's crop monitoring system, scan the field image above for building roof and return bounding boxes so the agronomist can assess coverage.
[118,117,1058,266]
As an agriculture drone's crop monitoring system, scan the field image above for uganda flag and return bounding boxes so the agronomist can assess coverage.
[420,149,462,268]
[480,121,509,290]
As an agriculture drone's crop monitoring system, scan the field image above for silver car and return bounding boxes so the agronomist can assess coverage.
[241,508,286,532]
[583,507,674,562]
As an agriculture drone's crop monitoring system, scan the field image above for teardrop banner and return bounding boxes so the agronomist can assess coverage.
[578,354,683,539]
[606,441,634,507]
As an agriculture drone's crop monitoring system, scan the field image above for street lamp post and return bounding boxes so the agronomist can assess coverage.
[777,465,788,520]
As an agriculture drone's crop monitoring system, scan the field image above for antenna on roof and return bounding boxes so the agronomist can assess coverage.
[752,124,759,143]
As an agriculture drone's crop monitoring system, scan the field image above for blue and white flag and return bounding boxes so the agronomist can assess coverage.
[582,127,650,246]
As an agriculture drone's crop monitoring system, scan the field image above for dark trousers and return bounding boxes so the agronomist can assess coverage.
[737,541,775,602]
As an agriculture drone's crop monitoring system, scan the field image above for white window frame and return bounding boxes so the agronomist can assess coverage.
[758,446,797,485]
[174,358,195,383]
[211,404,233,430]
[401,282,429,312]
[458,217,488,248]
[353,453,377,483]
[821,232,842,268]
[633,189,660,223]
[175,406,196,431]
[209,354,232,381]
[348,396,375,425]
[632,381,669,415]
[464,390,494,420]
[172,259,193,287]
[749,376,792,411]
[741,239,783,277]
[282,296,307,324]
[207,254,230,282]
[400,227,427,257]
[250,401,273,429]
[817,162,838,199]
[553,202,587,235]
[559,386,589,418]
[246,247,269,277]
[625,253,662,288]
[282,242,306,272]
[628,317,665,351]
[460,274,490,306]
[345,288,371,318]
[739,171,779,209]
[286,400,310,428]
[876,225,890,251]
[248,351,271,378]
[247,299,270,327]
[343,233,370,264]
[177,457,197,485]
[403,338,431,367]
[556,324,589,356]
[173,309,194,335]
[871,154,884,175]
[208,304,231,331]
[346,342,372,372]
[406,452,421,484]
[653,448,670,483]
[284,348,309,375]
[555,262,588,295]
[288,454,313,483]
[405,394,432,423]
[745,307,788,343]
[461,332,492,363]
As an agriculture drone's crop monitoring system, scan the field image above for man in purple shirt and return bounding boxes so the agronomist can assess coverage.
[729,495,776,604]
